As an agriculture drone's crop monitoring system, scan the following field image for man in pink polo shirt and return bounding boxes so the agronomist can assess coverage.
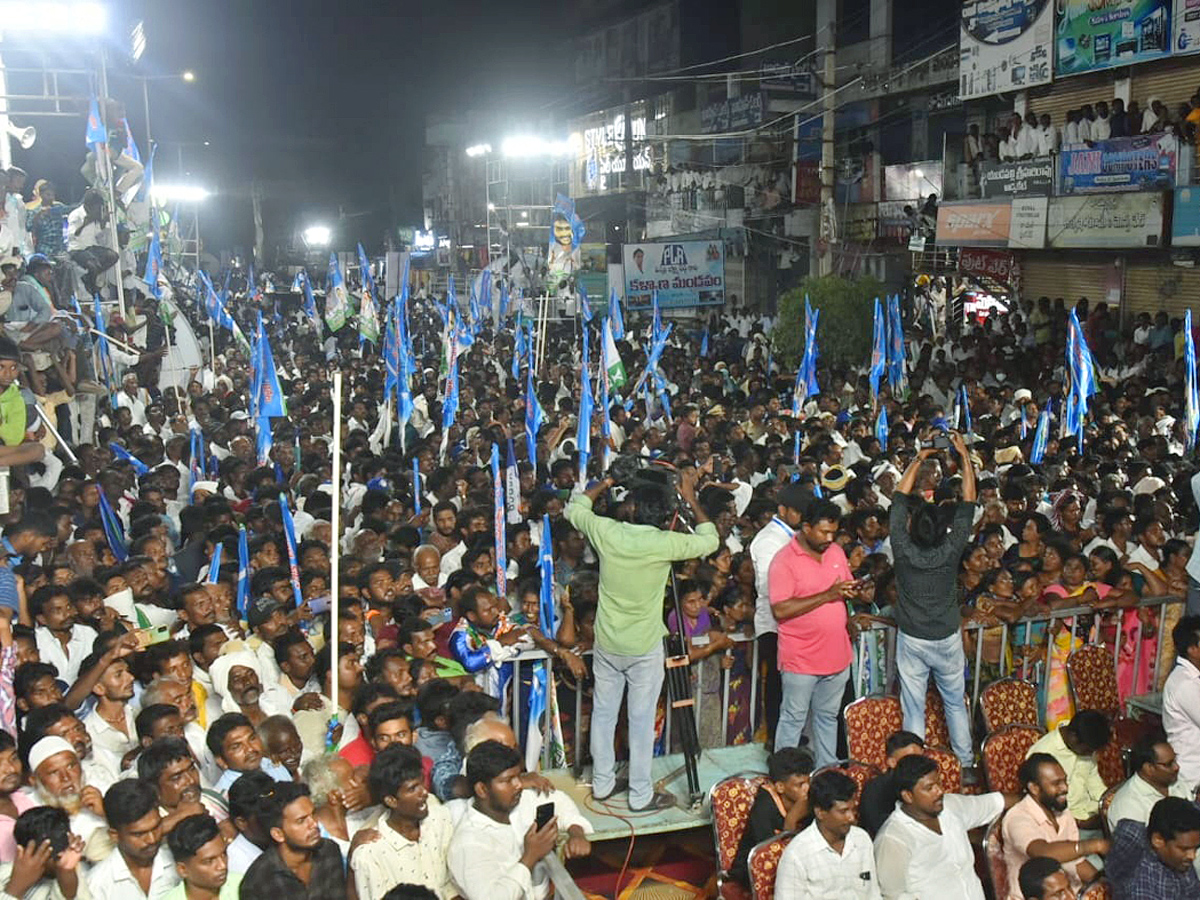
[768,497,860,767]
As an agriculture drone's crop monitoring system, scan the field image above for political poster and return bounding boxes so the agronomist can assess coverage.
[1055,0,1170,76]
[959,0,1053,99]
[623,240,726,309]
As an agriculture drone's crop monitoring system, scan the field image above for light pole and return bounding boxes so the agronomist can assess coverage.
[136,70,195,146]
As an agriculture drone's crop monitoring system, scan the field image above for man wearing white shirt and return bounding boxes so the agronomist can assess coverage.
[80,653,138,762]
[113,374,149,428]
[1185,471,1200,614]
[1106,735,1193,832]
[1036,114,1059,156]
[775,770,881,900]
[447,740,592,900]
[1163,615,1200,791]
[31,586,98,685]
[1015,112,1039,158]
[1091,101,1111,141]
[89,780,180,900]
[874,754,1011,900]
[749,485,808,744]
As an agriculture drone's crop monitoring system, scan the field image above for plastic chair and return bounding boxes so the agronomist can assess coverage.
[1079,877,1112,900]
[708,774,768,900]
[924,745,962,793]
[1067,644,1121,716]
[813,760,881,808]
[980,677,1040,732]
[747,830,796,900]
[1098,783,1119,838]
[984,811,1008,900]
[844,694,903,768]
[925,684,951,750]
[982,724,1044,793]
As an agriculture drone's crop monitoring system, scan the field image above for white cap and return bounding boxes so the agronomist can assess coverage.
[1012,389,1032,403]
[29,736,75,774]
[191,480,219,495]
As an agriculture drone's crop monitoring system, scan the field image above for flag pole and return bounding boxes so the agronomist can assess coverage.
[96,51,128,322]
[330,370,342,723]
[32,404,78,464]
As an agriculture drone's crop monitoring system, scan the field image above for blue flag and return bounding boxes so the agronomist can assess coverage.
[960,384,973,434]
[256,417,273,468]
[299,269,321,333]
[1020,404,1028,441]
[576,328,593,488]
[525,368,544,471]
[253,315,286,418]
[1031,405,1050,464]
[121,118,141,164]
[85,97,106,148]
[97,492,127,562]
[1187,310,1199,451]
[875,406,889,449]
[793,297,820,416]
[109,443,148,477]
[700,327,709,358]
[412,459,422,515]
[1064,309,1097,449]
[505,439,521,525]
[886,294,908,394]
[491,443,507,600]
[279,495,304,610]
[236,525,250,619]
[93,294,115,397]
[144,225,163,299]
[869,297,886,399]
[136,141,156,204]
[579,282,592,322]
[609,288,624,340]
[207,543,223,584]
[539,514,556,635]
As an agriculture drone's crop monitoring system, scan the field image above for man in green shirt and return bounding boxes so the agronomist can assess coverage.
[565,465,718,811]
[0,335,43,467]
[165,812,243,900]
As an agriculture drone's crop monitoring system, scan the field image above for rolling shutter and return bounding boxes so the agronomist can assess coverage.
[1130,56,1200,113]
[1026,72,1119,126]
[1123,260,1200,318]
[1018,253,1112,303]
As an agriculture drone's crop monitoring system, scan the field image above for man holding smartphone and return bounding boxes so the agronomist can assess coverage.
[889,432,977,773]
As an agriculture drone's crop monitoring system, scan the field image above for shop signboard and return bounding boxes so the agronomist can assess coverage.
[622,240,726,309]
[959,0,1053,99]
[1055,0,1170,76]
[959,247,1017,284]
[1047,193,1165,248]
[1175,0,1200,52]
[1009,196,1049,248]
[979,156,1055,197]
[1172,186,1200,245]
[701,92,765,133]
[1059,133,1184,194]
[935,201,1012,247]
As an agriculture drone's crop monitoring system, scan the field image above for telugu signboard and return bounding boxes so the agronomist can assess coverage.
[935,201,1013,247]
[959,247,1017,284]
[959,0,1053,99]
[1055,0,1171,76]
[623,241,725,309]
[980,157,1055,197]
[1009,196,1049,248]
[1047,193,1165,248]
[701,93,765,133]
[1059,133,1185,195]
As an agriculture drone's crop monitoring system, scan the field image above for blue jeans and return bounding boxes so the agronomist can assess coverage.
[591,643,665,809]
[776,667,849,768]
[896,630,974,766]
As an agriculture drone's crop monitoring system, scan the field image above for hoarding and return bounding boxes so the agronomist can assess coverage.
[1171,186,1200,245]
[960,247,1017,284]
[1009,196,1049,248]
[1055,0,1170,76]
[935,202,1013,247]
[1046,193,1165,248]
[959,0,1054,99]
[979,157,1055,197]
[1175,0,1200,52]
[622,240,726,309]
[1058,132,1185,194]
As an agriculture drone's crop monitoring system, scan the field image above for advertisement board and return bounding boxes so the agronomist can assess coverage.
[1175,0,1200,52]
[935,202,1013,247]
[1059,133,1184,194]
[1046,193,1165,248]
[1009,196,1049,248]
[959,0,1053,99]
[622,240,726,309]
[959,247,1017,284]
[1055,0,1170,76]
[1172,186,1200,245]
[980,157,1055,197]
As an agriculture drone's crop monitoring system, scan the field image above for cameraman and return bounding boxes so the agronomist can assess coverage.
[565,466,718,811]
[889,432,977,773]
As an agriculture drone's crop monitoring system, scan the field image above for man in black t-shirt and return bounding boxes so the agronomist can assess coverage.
[729,747,813,885]
[859,730,925,837]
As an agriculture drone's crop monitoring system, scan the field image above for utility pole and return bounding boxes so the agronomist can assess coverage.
[818,22,836,277]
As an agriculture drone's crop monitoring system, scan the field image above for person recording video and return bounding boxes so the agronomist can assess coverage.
[565,464,718,811]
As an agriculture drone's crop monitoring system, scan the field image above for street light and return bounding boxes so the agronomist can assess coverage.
[465,143,492,158]
[151,184,210,203]
[0,2,107,33]
[182,70,196,82]
[303,225,332,247]
[500,135,575,158]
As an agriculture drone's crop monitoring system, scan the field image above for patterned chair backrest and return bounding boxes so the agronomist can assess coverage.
[982,724,1045,793]
[924,746,962,794]
[1078,877,1112,900]
[844,695,903,767]
[710,775,769,875]
[984,810,1008,900]
[925,685,951,750]
[980,678,1040,732]
[748,831,796,900]
[1066,644,1120,716]
[1098,784,1119,838]
[813,761,881,810]
[1096,741,1125,789]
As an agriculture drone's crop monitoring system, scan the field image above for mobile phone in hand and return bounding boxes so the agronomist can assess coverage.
[536,802,554,830]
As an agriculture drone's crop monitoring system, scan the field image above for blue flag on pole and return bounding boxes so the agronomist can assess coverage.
[609,288,624,340]
[700,327,709,358]
[960,384,973,434]
[253,318,286,418]
[279,495,305,610]
[1187,310,1199,451]
[869,298,886,399]
[886,294,908,394]
[207,543,223,584]
[136,141,156,204]
[97,492,127,562]
[236,525,250,619]
[491,444,507,600]
[1030,405,1050,464]
[579,282,592,323]
[525,368,544,472]
[875,406,889,449]
[85,97,106,148]
[576,328,593,488]
[109,443,148,477]
[121,118,141,164]
[144,225,163,299]
[505,439,521,524]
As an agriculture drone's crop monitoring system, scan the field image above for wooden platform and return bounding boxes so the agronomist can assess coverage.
[544,744,769,842]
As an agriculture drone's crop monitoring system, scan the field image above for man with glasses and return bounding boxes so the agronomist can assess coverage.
[1108,734,1193,833]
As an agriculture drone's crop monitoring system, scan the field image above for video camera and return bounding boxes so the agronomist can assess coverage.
[608,455,691,528]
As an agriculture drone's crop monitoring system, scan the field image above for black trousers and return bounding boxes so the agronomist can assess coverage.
[757,632,782,745]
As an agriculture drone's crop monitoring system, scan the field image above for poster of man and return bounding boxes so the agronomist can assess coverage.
[547,192,586,293]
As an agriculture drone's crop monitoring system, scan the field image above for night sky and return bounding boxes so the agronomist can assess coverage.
[11,0,566,258]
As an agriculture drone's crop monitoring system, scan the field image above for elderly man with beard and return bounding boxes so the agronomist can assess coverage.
[138,738,232,840]
[257,716,304,781]
[89,779,180,900]
[23,704,118,794]
[206,713,291,795]
[24,736,110,863]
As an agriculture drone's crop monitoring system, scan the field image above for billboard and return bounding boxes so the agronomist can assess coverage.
[1175,0,1200,52]
[622,240,726,309]
[1047,193,1165,248]
[959,0,1054,99]
[1059,133,1186,194]
[979,157,1055,197]
[935,202,1013,247]
[1055,0,1170,76]
[1172,186,1200,245]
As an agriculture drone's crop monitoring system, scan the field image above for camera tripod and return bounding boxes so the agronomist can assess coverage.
[664,520,702,804]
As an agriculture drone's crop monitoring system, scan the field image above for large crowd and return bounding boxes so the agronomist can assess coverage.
[0,95,1190,900]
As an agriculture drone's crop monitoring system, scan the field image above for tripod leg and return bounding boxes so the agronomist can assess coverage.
[665,655,702,799]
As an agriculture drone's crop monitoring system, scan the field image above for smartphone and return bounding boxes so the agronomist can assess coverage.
[536,802,555,830]
[134,624,171,648]
[307,595,331,616]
